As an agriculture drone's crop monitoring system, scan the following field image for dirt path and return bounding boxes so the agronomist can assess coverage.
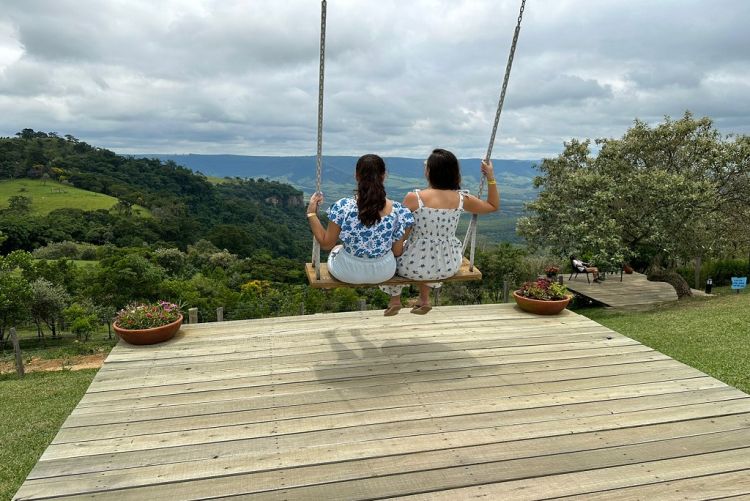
[0,353,106,374]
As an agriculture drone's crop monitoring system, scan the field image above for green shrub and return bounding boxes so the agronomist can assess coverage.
[78,245,98,261]
[32,241,79,260]
[677,258,749,286]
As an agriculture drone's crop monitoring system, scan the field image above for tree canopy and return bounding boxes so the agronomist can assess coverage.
[518,112,750,272]
[0,130,309,259]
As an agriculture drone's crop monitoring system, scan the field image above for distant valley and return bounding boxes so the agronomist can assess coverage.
[141,154,540,243]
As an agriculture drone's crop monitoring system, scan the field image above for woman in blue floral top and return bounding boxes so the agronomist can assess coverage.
[307,154,415,286]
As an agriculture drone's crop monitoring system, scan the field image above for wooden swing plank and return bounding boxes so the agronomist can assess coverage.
[305,257,481,288]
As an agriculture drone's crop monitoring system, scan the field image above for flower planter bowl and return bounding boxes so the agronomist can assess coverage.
[513,291,572,315]
[113,314,183,345]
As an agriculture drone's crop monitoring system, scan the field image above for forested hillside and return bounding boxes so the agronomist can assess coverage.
[148,154,539,242]
[0,129,308,258]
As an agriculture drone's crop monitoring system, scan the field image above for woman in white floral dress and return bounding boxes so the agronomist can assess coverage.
[381,149,499,315]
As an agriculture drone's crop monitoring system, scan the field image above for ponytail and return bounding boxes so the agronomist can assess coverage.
[355,154,387,226]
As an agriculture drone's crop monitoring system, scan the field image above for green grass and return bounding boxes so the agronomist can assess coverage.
[0,369,97,501]
[206,175,234,184]
[0,179,151,217]
[34,259,99,270]
[1,328,116,363]
[579,287,750,394]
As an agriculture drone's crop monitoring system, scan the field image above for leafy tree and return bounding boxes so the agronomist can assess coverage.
[518,113,750,296]
[7,195,32,214]
[94,304,117,339]
[0,273,32,348]
[152,247,188,276]
[95,254,165,307]
[63,301,99,341]
[0,250,34,274]
[30,278,71,339]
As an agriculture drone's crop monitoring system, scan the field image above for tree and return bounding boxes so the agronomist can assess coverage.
[112,199,133,217]
[95,254,165,307]
[7,195,32,214]
[30,278,70,340]
[0,273,32,348]
[63,302,98,341]
[518,113,750,297]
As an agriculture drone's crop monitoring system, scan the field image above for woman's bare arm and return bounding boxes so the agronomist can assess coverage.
[462,160,499,214]
[307,193,341,250]
[392,227,412,257]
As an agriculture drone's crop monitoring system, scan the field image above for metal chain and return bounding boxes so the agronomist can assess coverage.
[465,0,526,270]
[312,0,327,279]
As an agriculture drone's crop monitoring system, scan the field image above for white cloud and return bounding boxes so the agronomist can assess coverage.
[1,0,749,159]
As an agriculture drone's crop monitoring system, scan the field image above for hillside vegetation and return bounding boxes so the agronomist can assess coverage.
[148,154,539,243]
[0,179,151,216]
[0,130,308,259]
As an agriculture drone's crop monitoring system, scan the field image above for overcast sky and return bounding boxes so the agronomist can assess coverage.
[1,0,748,159]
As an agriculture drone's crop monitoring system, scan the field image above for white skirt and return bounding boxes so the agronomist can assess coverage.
[328,247,396,284]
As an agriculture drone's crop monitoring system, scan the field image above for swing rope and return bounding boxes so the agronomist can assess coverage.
[312,0,327,279]
[312,0,525,279]
[463,0,526,271]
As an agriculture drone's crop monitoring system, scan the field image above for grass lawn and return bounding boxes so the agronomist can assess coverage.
[0,179,150,217]
[0,370,97,501]
[1,328,117,365]
[579,287,750,394]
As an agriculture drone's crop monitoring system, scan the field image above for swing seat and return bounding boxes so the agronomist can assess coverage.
[305,257,482,288]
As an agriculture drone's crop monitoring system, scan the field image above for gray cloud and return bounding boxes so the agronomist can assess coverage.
[1,0,749,159]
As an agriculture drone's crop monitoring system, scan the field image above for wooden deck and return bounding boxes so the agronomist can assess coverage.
[14,304,750,500]
[565,271,679,308]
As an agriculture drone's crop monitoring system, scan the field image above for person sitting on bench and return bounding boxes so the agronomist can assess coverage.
[571,255,601,283]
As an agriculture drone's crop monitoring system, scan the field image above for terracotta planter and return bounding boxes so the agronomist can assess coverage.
[513,291,572,315]
[113,314,183,345]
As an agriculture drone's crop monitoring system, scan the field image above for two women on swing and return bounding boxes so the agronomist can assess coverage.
[306,149,499,315]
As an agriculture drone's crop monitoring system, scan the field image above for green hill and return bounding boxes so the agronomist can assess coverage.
[0,179,151,217]
[0,130,309,259]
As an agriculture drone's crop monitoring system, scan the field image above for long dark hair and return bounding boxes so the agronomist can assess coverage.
[426,148,461,190]
[356,154,387,226]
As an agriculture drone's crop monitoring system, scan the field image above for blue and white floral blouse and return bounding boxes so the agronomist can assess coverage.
[327,197,415,258]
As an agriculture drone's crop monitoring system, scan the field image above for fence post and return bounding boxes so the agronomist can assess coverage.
[299,303,305,315]
[433,287,441,307]
[502,281,509,303]
[188,308,199,324]
[10,327,24,377]
[358,299,367,311]
[216,307,224,322]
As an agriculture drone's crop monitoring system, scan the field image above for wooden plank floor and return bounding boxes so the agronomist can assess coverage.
[14,304,750,500]
[565,271,679,308]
